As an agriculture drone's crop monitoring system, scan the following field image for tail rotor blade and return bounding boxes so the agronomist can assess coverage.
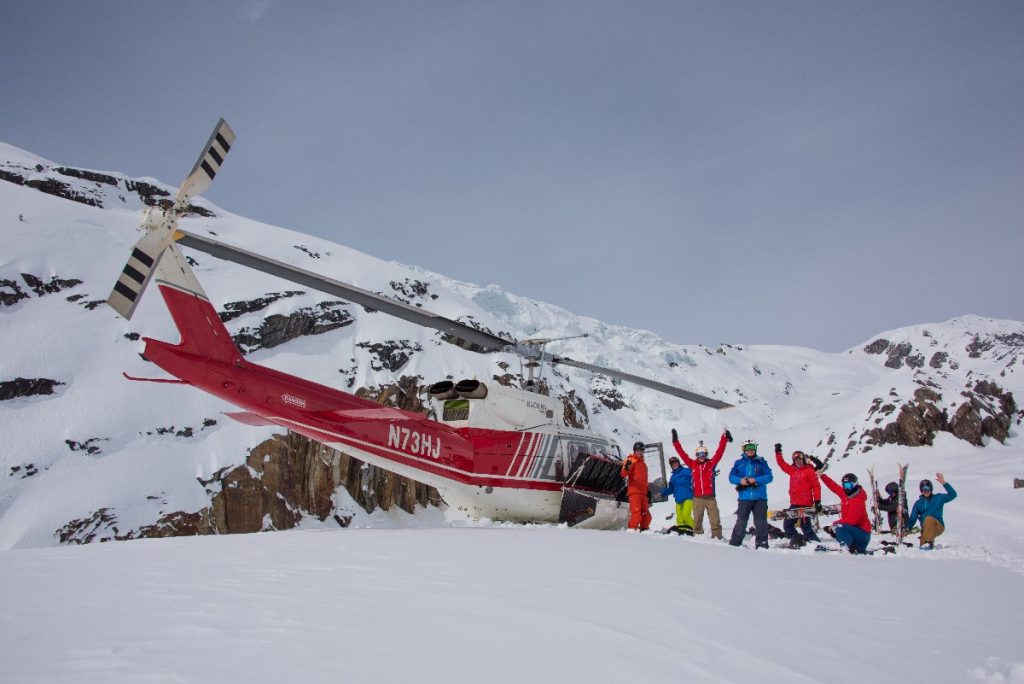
[175,118,235,207]
[107,226,177,320]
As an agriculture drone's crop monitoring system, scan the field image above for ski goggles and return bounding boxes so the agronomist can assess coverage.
[920,484,933,492]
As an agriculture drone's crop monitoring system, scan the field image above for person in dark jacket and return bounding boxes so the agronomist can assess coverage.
[672,428,731,538]
[727,440,773,549]
[820,472,871,554]
[660,456,694,534]
[876,481,909,534]
[774,443,821,546]
[907,473,957,549]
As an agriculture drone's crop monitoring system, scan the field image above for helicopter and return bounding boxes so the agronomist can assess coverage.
[107,119,731,530]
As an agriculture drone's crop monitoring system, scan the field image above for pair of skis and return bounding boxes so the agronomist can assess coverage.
[868,462,910,550]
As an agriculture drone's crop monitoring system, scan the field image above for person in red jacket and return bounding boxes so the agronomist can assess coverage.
[672,428,731,539]
[819,471,872,554]
[621,441,651,531]
[774,443,822,546]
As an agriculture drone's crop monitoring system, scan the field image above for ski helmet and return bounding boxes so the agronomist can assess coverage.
[920,478,933,492]
[792,450,805,463]
[885,481,899,496]
[668,456,681,467]
[741,440,758,452]
[695,441,709,458]
[632,441,645,453]
[841,473,859,493]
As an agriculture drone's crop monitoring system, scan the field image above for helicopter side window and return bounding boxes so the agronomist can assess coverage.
[442,399,470,421]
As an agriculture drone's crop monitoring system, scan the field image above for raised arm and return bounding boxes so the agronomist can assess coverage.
[672,437,696,468]
[820,473,843,498]
[710,431,729,467]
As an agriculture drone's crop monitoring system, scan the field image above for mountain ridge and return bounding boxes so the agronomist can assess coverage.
[1,142,1020,549]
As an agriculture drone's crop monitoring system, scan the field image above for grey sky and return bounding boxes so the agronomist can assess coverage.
[3,1,1022,351]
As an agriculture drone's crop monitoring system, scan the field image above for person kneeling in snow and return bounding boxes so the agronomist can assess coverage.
[876,481,909,535]
[819,471,871,554]
[660,455,695,534]
[907,474,957,550]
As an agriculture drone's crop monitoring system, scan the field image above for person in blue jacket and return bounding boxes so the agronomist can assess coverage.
[728,440,774,549]
[660,456,695,534]
[907,473,957,550]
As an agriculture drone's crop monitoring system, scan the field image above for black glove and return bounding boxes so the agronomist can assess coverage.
[624,460,631,470]
[671,428,679,443]
[724,429,733,443]
[814,500,822,512]
[808,455,824,471]
[774,442,782,453]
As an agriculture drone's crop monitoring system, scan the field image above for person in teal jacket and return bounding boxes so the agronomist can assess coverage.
[660,456,695,534]
[727,440,774,549]
[907,472,957,549]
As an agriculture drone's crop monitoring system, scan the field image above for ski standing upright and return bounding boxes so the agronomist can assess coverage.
[896,463,909,548]
[867,466,883,532]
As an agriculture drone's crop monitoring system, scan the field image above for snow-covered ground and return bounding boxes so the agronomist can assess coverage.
[2,140,1023,682]
[2,439,1022,683]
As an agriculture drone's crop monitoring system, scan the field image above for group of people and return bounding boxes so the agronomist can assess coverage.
[618,430,957,554]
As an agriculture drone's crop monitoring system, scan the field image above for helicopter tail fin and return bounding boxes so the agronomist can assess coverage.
[146,240,241,365]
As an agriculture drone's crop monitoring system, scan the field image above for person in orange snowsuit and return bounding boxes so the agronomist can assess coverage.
[621,441,651,531]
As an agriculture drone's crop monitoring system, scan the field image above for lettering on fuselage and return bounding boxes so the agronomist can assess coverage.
[388,424,442,459]
[281,394,307,408]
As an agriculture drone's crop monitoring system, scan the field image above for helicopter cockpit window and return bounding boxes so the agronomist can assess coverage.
[442,398,470,421]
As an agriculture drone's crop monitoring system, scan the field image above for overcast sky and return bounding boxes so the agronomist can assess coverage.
[3,1,1022,351]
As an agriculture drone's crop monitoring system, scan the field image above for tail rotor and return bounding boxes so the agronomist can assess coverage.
[107,118,235,320]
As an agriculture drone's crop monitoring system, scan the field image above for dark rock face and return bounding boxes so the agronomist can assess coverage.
[561,389,589,429]
[55,166,117,186]
[25,177,101,207]
[21,273,82,296]
[389,278,439,306]
[0,279,30,306]
[929,351,949,369]
[356,340,423,372]
[861,382,1016,450]
[219,291,305,322]
[863,338,890,355]
[0,377,64,400]
[232,302,354,353]
[863,388,948,448]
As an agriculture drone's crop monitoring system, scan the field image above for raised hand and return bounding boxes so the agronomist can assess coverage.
[936,472,946,484]
[671,428,679,443]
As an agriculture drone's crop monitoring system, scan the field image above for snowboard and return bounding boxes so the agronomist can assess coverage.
[769,504,840,521]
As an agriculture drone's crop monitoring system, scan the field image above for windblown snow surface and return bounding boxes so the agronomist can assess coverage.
[1,141,1023,683]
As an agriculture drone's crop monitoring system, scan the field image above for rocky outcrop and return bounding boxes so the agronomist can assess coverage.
[219,291,305,322]
[232,301,355,353]
[0,377,64,400]
[861,382,1016,451]
[356,339,423,372]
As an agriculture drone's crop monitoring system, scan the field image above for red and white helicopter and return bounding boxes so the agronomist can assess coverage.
[107,120,730,529]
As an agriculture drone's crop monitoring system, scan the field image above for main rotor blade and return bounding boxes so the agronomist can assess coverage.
[175,230,516,353]
[550,355,733,410]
